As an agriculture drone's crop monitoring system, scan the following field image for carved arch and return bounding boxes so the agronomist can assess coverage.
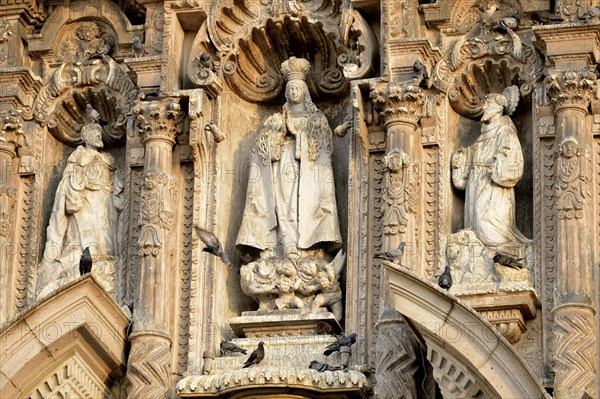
[0,277,130,399]
[383,264,549,399]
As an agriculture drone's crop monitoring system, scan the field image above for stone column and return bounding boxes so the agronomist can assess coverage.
[545,69,597,399]
[370,82,423,265]
[126,98,183,399]
[0,110,22,322]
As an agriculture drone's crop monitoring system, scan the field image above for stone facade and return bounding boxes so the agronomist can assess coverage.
[0,0,598,398]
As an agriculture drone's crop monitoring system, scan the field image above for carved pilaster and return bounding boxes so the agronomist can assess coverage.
[0,109,22,323]
[544,69,597,399]
[374,308,435,399]
[126,98,183,399]
[370,82,423,267]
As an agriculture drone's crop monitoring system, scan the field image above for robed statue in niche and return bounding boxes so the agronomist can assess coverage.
[451,86,530,267]
[235,57,350,320]
[36,122,123,298]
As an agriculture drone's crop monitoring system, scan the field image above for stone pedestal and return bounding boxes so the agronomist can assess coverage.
[458,291,539,344]
[230,311,342,338]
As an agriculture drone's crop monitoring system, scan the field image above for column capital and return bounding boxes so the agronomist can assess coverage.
[369,81,425,128]
[0,109,24,158]
[544,68,597,112]
[133,98,184,145]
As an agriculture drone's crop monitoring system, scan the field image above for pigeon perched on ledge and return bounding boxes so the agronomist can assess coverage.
[242,341,264,368]
[309,360,343,372]
[324,333,357,356]
[374,242,405,264]
[79,247,93,276]
[220,340,247,356]
[438,265,452,290]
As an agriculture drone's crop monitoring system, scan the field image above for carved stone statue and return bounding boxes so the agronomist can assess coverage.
[236,57,344,258]
[236,58,348,319]
[36,122,122,298]
[451,86,530,266]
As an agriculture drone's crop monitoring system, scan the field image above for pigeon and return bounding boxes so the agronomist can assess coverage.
[493,254,523,269]
[374,242,405,263]
[531,10,564,24]
[324,333,357,356]
[79,247,93,276]
[309,360,343,372]
[491,16,519,34]
[316,321,335,336]
[220,340,247,356]
[438,265,452,290]
[132,37,148,58]
[197,52,215,72]
[412,60,429,89]
[582,6,600,21]
[196,227,230,266]
[85,104,101,122]
[242,341,264,368]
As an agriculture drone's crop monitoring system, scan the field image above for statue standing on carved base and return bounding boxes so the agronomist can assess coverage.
[451,86,530,266]
[36,122,122,298]
[236,57,349,319]
[237,57,345,257]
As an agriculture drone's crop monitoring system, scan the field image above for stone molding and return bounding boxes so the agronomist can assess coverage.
[0,276,130,399]
[383,263,549,399]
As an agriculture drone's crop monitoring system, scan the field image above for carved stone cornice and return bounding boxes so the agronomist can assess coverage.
[133,98,184,145]
[544,69,597,112]
[533,24,600,71]
[0,0,47,26]
[0,109,24,158]
[0,68,42,119]
[369,81,425,127]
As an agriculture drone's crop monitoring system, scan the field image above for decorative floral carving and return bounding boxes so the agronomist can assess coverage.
[369,81,425,126]
[0,109,25,156]
[138,169,174,257]
[133,99,184,144]
[544,68,597,111]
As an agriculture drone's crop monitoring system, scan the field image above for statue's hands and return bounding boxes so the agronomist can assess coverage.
[452,148,468,169]
[205,123,226,143]
[334,120,352,137]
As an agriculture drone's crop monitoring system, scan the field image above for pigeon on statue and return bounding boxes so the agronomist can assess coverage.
[412,60,430,89]
[195,227,230,266]
[132,37,148,58]
[242,341,265,368]
[309,360,343,372]
[220,340,247,356]
[374,242,405,264]
[324,333,357,356]
[582,6,600,21]
[197,52,215,72]
[491,16,519,34]
[438,265,452,290]
[493,253,523,269]
[79,247,93,276]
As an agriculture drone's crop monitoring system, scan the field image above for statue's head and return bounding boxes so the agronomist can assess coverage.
[481,93,506,123]
[281,57,313,107]
[81,123,104,148]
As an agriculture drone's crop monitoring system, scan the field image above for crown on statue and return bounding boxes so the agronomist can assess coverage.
[281,57,311,82]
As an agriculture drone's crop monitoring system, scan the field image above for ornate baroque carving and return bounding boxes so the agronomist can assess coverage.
[32,55,137,147]
[544,68,597,111]
[0,19,13,65]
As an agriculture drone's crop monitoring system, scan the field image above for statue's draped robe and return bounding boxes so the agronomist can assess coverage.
[454,115,529,255]
[236,110,342,255]
[37,146,118,295]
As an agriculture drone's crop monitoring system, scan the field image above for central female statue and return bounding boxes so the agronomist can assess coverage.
[236,57,343,258]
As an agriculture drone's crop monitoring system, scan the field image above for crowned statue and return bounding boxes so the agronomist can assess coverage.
[235,57,349,319]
